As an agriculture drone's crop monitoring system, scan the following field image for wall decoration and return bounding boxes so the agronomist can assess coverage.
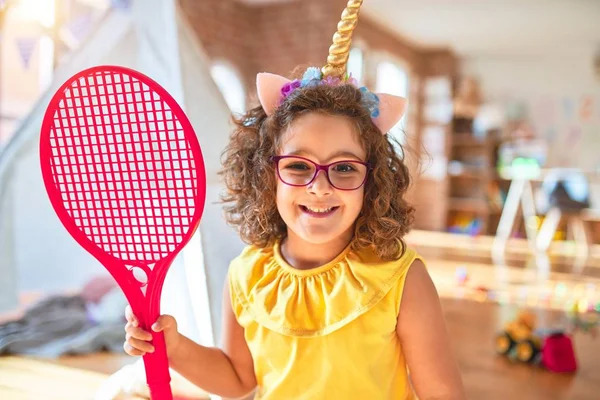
[15,36,38,69]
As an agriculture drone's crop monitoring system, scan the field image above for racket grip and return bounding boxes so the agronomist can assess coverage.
[143,329,173,400]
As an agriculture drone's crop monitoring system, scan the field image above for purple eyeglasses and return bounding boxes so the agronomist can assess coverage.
[270,155,371,191]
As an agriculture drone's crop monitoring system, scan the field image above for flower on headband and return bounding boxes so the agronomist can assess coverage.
[243,116,257,126]
[322,75,342,86]
[281,80,301,99]
[278,67,380,118]
[345,73,359,87]
[302,67,322,83]
[360,87,380,118]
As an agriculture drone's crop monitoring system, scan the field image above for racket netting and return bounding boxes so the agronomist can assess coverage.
[47,70,199,280]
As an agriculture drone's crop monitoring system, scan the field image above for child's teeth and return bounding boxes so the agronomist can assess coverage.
[306,206,332,213]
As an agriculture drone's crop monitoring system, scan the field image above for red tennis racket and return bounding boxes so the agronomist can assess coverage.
[39,65,206,399]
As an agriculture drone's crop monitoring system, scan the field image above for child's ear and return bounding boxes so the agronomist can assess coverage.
[257,73,291,116]
[372,94,408,134]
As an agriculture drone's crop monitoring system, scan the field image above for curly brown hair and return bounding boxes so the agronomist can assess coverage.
[218,81,415,261]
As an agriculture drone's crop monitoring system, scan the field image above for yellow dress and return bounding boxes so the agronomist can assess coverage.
[228,240,423,400]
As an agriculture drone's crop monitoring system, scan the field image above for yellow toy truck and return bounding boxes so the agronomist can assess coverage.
[495,310,542,363]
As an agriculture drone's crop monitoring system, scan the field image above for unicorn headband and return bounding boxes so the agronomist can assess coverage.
[256,0,407,135]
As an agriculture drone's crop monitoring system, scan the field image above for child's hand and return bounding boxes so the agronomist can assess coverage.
[124,305,182,358]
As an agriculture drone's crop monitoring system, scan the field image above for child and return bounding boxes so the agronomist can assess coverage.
[124,2,465,399]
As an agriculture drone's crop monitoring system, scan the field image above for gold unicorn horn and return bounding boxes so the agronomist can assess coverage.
[321,0,364,78]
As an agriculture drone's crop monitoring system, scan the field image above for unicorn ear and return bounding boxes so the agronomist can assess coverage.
[256,72,291,116]
[372,93,408,134]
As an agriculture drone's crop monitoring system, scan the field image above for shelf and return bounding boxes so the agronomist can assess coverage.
[449,171,489,180]
[447,162,492,180]
[451,133,487,147]
[448,197,490,214]
[445,125,501,233]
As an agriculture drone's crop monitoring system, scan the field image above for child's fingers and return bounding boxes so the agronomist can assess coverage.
[125,334,155,353]
[123,342,146,357]
[125,322,153,341]
[125,305,139,327]
[152,315,176,332]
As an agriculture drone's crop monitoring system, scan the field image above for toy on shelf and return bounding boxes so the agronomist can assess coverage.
[495,310,578,373]
[448,213,482,236]
[497,120,548,172]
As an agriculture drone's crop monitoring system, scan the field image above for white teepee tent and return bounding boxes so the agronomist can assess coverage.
[0,0,245,355]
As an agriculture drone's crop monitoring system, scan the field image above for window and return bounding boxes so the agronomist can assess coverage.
[347,47,364,84]
[209,62,246,115]
[375,61,410,145]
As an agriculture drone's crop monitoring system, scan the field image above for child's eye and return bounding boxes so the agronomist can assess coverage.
[285,162,311,170]
[332,163,357,173]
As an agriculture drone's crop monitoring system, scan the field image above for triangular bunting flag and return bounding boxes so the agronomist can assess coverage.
[111,0,132,11]
[66,12,93,43]
[15,37,38,69]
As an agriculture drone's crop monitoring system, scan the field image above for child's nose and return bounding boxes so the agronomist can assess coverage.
[308,170,333,195]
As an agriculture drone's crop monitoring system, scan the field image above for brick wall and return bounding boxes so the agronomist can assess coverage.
[178,0,457,231]
[178,0,453,96]
[177,0,257,91]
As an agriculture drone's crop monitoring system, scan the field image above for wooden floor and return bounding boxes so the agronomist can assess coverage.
[2,231,600,399]
[443,299,600,400]
[411,231,600,400]
[0,356,136,400]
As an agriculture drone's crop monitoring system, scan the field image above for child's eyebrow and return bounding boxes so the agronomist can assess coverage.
[287,149,363,162]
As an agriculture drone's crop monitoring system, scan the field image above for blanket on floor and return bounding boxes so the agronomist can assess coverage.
[0,286,127,358]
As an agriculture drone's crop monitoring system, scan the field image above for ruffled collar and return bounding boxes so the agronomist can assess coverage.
[229,241,418,337]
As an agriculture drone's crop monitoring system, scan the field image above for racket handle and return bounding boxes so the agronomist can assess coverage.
[149,382,174,400]
[143,329,173,400]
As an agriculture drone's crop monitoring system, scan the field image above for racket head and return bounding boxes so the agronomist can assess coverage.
[39,65,206,301]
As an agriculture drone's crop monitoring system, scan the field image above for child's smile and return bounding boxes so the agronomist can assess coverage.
[299,204,340,217]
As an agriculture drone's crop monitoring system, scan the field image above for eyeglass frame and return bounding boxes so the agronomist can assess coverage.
[270,155,372,191]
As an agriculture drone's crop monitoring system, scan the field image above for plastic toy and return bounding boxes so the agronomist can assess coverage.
[495,310,577,373]
[40,66,207,399]
[448,213,482,236]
